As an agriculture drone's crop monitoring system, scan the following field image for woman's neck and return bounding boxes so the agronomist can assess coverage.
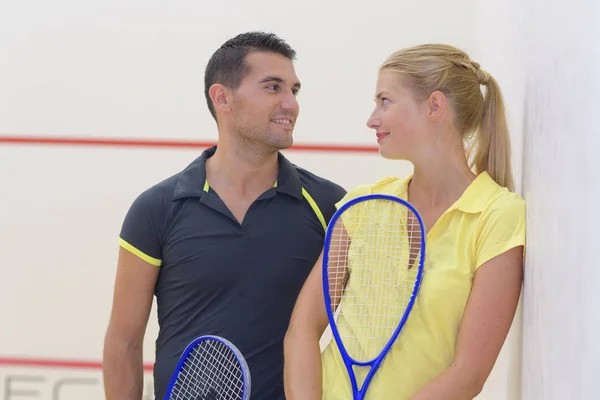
[408,148,476,211]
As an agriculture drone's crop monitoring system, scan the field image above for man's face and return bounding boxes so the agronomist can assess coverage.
[229,51,301,151]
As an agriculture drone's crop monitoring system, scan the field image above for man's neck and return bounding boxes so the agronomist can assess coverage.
[205,140,279,198]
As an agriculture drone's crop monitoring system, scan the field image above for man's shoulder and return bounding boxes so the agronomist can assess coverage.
[135,151,209,205]
[142,172,181,199]
[119,172,184,257]
[292,163,346,200]
[127,172,182,213]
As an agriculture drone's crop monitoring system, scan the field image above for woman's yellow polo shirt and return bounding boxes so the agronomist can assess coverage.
[321,172,526,399]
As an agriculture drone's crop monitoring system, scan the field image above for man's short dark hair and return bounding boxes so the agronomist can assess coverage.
[204,31,297,121]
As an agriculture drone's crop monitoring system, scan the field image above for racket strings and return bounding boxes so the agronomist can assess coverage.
[327,199,423,362]
[169,340,245,400]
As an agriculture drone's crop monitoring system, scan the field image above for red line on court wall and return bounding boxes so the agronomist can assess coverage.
[0,356,153,371]
[0,135,379,154]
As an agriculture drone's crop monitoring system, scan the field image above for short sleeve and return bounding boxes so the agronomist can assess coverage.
[475,196,526,270]
[334,183,374,238]
[118,188,166,267]
[335,183,373,210]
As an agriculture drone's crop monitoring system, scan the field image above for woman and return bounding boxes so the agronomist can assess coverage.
[283,44,526,400]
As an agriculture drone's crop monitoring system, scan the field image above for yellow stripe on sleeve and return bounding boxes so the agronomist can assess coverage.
[118,237,162,267]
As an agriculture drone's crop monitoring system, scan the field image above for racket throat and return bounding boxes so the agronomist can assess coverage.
[345,361,382,400]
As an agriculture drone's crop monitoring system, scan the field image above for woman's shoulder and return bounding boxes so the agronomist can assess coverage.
[473,185,527,270]
[336,175,411,208]
[483,185,526,221]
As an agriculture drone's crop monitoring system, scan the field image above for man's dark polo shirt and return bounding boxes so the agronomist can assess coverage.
[118,146,346,399]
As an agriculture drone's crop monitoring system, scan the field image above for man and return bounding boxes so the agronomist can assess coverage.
[102,31,346,400]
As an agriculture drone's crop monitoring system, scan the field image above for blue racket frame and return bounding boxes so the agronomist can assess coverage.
[164,334,251,400]
[322,194,426,400]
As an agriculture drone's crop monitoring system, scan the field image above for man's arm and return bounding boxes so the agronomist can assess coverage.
[103,247,159,400]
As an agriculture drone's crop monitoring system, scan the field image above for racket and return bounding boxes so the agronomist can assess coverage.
[322,194,426,400]
[164,335,251,400]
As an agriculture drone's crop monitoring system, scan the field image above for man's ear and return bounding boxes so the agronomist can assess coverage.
[209,84,232,115]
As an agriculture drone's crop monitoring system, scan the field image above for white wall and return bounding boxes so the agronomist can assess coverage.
[0,1,529,399]
[467,1,528,399]
[520,0,600,399]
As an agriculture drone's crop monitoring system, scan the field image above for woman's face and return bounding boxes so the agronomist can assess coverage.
[367,70,432,161]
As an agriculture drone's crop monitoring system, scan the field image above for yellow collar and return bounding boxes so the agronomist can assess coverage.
[392,171,503,214]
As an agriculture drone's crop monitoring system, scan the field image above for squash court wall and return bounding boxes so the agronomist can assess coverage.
[2,0,597,398]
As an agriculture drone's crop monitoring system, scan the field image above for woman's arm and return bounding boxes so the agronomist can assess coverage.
[283,251,330,400]
[409,245,524,400]
[285,222,351,399]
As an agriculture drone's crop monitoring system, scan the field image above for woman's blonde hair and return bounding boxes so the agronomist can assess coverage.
[380,44,514,191]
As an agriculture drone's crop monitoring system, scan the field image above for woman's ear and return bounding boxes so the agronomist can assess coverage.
[427,90,448,120]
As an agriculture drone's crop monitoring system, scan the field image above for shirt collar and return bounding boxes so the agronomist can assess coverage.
[391,171,500,214]
[173,146,303,200]
[451,172,502,213]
